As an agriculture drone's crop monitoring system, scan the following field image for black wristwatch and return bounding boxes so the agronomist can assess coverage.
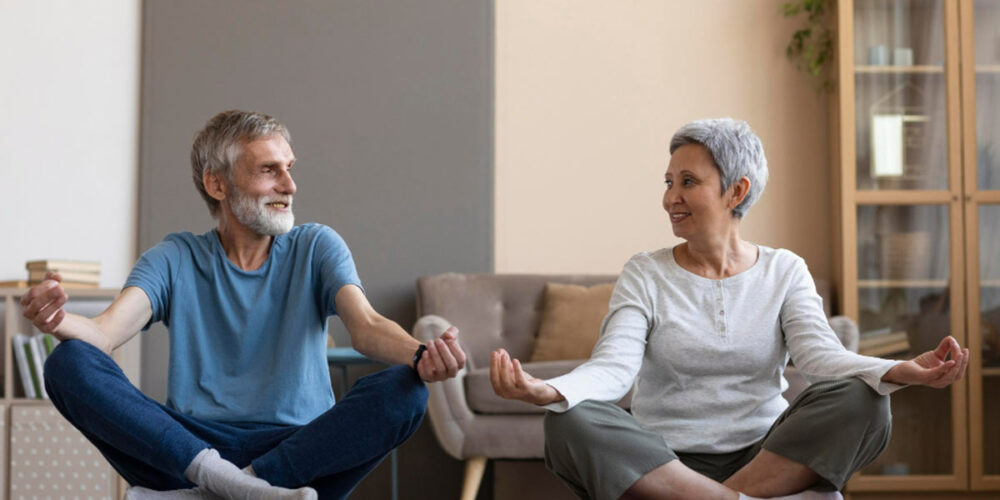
[412,344,428,372]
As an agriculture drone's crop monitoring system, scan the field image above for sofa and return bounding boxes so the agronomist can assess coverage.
[412,273,857,500]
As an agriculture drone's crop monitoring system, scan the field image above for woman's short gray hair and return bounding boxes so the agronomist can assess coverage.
[190,110,292,216]
[669,118,768,219]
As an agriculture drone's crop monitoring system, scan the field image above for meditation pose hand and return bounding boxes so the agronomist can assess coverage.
[489,348,562,406]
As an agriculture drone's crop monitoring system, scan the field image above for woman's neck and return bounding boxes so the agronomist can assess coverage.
[675,233,757,280]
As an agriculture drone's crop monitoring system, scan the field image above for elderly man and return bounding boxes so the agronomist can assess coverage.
[20,110,466,499]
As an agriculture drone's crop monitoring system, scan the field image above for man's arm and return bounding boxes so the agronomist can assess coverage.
[334,284,466,382]
[21,273,153,354]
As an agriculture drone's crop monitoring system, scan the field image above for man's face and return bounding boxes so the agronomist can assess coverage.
[227,134,297,236]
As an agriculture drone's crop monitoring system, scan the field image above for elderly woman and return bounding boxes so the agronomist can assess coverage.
[489,118,968,500]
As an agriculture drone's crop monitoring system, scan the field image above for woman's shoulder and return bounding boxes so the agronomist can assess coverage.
[624,247,675,270]
[755,245,809,275]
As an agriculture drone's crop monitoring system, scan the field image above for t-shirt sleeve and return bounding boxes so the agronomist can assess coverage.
[314,225,363,316]
[124,239,181,329]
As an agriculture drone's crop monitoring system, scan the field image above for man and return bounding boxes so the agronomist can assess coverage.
[20,110,466,499]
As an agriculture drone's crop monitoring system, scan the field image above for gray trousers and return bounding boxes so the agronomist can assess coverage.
[543,378,891,500]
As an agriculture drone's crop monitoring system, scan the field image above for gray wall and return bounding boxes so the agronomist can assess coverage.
[139,1,492,497]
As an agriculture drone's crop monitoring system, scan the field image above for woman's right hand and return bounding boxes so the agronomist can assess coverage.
[489,349,564,406]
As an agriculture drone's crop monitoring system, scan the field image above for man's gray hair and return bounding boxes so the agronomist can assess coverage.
[191,110,292,216]
[669,118,768,219]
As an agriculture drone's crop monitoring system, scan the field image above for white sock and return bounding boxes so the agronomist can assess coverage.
[124,486,219,499]
[740,491,843,500]
[183,448,317,500]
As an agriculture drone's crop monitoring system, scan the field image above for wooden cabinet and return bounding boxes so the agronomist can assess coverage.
[1,288,122,499]
[833,0,1000,493]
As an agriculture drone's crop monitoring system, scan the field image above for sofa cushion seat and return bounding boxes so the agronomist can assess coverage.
[465,359,633,414]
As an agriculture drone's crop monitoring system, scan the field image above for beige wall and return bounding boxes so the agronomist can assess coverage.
[495,0,832,282]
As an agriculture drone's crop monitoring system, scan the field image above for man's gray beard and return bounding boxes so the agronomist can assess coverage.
[229,188,294,236]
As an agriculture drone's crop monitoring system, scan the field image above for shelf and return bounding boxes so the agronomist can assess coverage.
[982,280,1000,287]
[856,65,945,74]
[983,367,1000,377]
[858,280,949,288]
[976,65,1000,74]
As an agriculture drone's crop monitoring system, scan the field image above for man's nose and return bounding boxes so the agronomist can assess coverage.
[280,170,296,194]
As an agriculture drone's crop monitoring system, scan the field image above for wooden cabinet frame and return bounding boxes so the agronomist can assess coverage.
[834,0,999,492]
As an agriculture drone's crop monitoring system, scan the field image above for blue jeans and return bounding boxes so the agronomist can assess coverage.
[43,340,427,499]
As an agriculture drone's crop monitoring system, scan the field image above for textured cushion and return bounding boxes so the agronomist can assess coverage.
[529,282,615,362]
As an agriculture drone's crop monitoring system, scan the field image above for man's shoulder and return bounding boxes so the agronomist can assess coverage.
[285,223,348,248]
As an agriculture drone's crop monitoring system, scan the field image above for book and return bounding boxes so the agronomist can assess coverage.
[859,331,911,357]
[12,334,37,399]
[41,334,58,356]
[28,335,48,399]
[26,259,101,273]
[26,281,100,289]
[28,269,100,283]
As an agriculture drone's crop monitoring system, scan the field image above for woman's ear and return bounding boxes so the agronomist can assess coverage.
[729,177,751,209]
[204,169,227,202]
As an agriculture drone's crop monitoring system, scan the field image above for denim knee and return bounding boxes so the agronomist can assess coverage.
[362,365,428,425]
[44,339,95,395]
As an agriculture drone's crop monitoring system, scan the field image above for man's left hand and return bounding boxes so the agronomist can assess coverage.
[882,335,969,388]
[417,326,467,382]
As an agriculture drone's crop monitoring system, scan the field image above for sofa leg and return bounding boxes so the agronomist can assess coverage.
[461,456,488,500]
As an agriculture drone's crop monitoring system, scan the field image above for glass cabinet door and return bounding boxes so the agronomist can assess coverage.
[854,0,949,191]
[970,0,1000,487]
[855,204,955,477]
[844,0,967,489]
[980,205,1000,478]
[974,0,1000,191]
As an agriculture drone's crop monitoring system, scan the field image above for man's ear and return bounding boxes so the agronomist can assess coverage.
[729,177,751,210]
[203,169,227,202]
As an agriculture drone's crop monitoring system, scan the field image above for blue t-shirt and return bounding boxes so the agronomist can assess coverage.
[125,223,361,425]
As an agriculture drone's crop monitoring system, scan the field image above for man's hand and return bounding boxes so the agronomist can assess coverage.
[489,348,563,406]
[20,272,69,337]
[882,336,969,388]
[416,326,467,382]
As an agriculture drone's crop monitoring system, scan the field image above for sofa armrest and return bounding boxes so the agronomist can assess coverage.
[829,315,859,353]
[414,314,474,460]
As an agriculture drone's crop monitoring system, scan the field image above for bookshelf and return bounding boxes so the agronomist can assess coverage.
[833,0,1000,492]
[1,287,122,499]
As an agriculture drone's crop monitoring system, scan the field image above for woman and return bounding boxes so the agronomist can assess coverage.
[489,118,968,500]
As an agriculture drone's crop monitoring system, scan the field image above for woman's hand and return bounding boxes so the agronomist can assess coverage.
[489,349,564,406]
[882,336,969,388]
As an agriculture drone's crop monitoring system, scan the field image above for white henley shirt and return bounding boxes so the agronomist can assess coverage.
[544,245,904,454]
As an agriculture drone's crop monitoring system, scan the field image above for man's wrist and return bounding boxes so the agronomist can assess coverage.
[412,344,428,372]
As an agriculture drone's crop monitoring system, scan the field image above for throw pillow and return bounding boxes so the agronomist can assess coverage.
[529,282,615,362]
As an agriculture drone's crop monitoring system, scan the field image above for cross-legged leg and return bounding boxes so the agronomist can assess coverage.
[543,400,737,500]
[44,339,210,489]
[250,365,428,497]
[724,378,892,496]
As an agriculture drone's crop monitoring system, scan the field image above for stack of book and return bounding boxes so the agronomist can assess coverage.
[26,259,101,288]
[858,329,911,357]
[12,333,59,399]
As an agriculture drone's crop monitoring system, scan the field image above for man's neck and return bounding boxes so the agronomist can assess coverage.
[216,215,273,271]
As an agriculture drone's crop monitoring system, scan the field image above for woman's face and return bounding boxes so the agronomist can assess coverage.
[662,144,734,241]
